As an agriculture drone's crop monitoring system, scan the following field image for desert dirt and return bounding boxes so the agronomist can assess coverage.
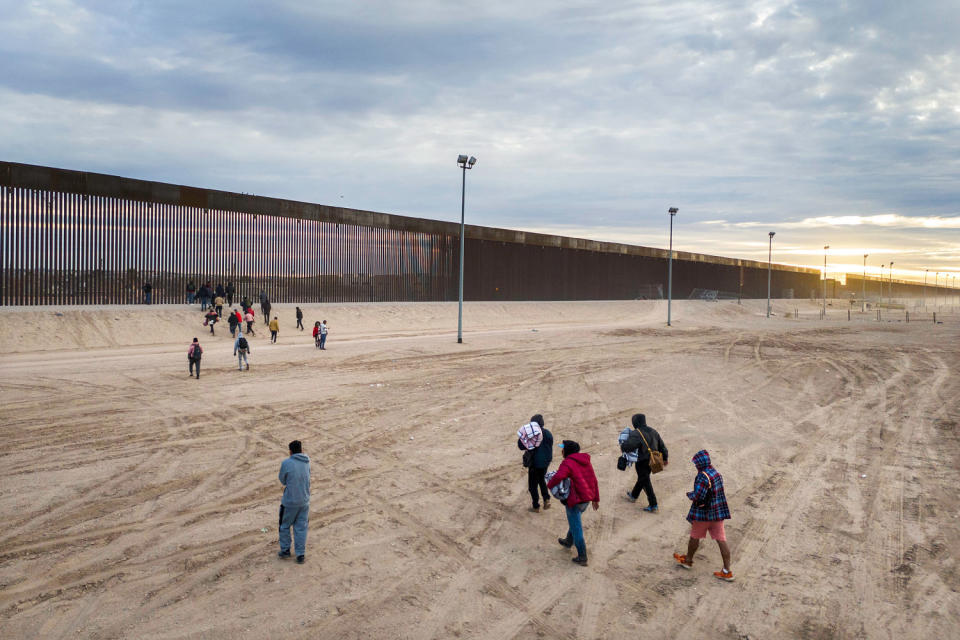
[0,299,958,639]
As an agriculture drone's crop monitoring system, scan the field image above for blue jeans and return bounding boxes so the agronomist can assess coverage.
[319,333,327,349]
[200,297,209,310]
[187,292,195,304]
[279,503,309,557]
[565,503,588,557]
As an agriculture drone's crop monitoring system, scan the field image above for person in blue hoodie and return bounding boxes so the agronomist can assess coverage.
[278,440,311,564]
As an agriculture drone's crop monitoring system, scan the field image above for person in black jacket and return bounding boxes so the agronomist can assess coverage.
[517,414,554,512]
[621,413,669,512]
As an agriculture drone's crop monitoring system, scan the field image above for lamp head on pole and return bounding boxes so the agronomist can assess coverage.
[457,155,477,169]
[824,245,830,251]
[668,207,678,216]
[769,231,776,238]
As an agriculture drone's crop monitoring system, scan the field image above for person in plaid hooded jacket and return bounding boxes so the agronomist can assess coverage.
[673,450,734,581]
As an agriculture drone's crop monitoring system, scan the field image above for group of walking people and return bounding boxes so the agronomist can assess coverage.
[518,413,733,580]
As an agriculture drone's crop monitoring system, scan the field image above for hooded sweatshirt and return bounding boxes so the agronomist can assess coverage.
[279,453,311,507]
[685,450,730,522]
[547,452,599,505]
[620,413,668,465]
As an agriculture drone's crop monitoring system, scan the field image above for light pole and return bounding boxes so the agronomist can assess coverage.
[766,232,775,317]
[667,207,678,326]
[888,262,894,303]
[880,264,885,303]
[456,154,476,344]
[822,245,829,318]
[923,269,928,309]
[862,254,868,313]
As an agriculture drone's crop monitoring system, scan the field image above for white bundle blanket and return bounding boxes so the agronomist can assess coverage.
[517,422,543,450]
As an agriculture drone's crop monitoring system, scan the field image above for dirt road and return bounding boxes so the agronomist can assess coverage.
[1,300,957,639]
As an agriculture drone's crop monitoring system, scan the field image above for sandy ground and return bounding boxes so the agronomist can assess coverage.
[0,299,958,640]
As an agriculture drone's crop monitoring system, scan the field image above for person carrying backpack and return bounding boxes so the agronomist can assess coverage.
[517,414,553,512]
[204,308,219,335]
[244,310,256,336]
[547,440,599,566]
[621,413,669,512]
[673,450,733,581]
[227,308,240,337]
[188,338,203,378]
[234,332,251,371]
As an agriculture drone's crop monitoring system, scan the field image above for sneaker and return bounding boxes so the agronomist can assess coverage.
[278,550,291,559]
[624,492,637,503]
[528,506,540,513]
[296,555,305,564]
[543,501,551,510]
[643,505,659,513]
[673,553,693,569]
[713,569,734,582]
[558,537,573,549]
[571,556,588,567]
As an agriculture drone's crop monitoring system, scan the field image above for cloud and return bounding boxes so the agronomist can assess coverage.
[0,0,958,279]
[724,214,960,229]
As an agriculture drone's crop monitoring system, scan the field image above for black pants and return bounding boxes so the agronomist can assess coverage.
[630,461,657,506]
[296,318,304,330]
[271,330,278,343]
[226,294,233,305]
[246,321,256,335]
[189,357,200,377]
[528,466,550,508]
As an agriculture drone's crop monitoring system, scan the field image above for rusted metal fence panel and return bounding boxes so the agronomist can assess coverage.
[17,161,946,307]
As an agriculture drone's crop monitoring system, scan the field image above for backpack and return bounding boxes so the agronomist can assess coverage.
[237,337,249,351]
[190,344,202,358]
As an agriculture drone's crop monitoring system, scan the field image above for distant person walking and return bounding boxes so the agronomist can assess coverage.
[621,413,669,512]
[214,294,224,318]
[188,337,202,379]
[244,310,256,336]
[673,450,733,581]
[225,281,235,306]
[215,283,225,301]
[204,308,218,335]
[547,440,599,566]
[199,283,212,310]
[259,289,268,308]
[262,299,272,325]
[142,282,152,305]
[234,332,251,371]
[227,308,240,338]
[517,414,553,512]
[278,440,310,564]
[312,322,321,348]
[269,316,279,343]
[318,320,329,349]
[295,307,304,331]
[186,280,196,304]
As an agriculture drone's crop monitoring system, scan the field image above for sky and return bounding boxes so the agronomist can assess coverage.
[1,0,959,285]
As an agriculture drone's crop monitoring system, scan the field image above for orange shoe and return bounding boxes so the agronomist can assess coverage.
[673,553,693,569]
[713,569,735,582]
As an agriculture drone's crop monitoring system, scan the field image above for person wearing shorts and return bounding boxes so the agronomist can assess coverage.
[673,449,734,581]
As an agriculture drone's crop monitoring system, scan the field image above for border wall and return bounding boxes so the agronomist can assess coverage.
[2,161,950,306]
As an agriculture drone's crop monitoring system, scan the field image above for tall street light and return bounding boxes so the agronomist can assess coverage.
[667,207,678,326]
[456,154,477,344]
[822,245,829,318]
[766,232,775,318]
[923,269,928,309]
[862,254,868,313]
[936,272,940,308]
[880,264,885,303]
[888,262,894,303]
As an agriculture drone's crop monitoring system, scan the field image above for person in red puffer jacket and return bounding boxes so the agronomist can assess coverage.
[547,440,599,566]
